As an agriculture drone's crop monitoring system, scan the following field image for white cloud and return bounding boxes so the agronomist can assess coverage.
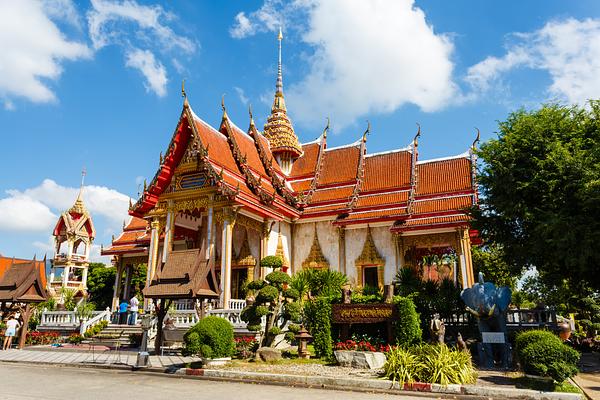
[230,0,283,39]
[234,86,249,106]
[0,195,57,232]
[231,0,457,130]
[125,48,168,97]
[466,18,600,106]
[5,179,131,227]
[87,0,195,53]
[0,0,91,106]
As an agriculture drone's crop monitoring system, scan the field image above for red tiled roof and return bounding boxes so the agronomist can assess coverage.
[310,186,354,203]
[0,257,47,302]
[318,146,360,186]
[355,191,409,208]
[416,157,472,196]
[290,179,312,193]
[394,214,470,231]
[289,142,320,178]
[362,150,412,192]
[412,195,473,214]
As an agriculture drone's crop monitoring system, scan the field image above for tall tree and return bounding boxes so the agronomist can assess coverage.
[474,102,600,290]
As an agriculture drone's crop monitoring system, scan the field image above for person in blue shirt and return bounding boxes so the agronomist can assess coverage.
[119,300,129,325]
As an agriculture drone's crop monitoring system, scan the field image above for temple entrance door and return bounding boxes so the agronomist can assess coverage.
[363,266,379,288]
[231,268,248,300]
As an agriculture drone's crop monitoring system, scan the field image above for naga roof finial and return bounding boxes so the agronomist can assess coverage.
[181,79,188,107]
[248,103,254,127]
[414,123,422,147]
[472,127,481,150]
[363,120,371,142]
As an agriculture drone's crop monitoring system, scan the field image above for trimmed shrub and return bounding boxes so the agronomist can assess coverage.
[265,271,290,285]
[183,316,235,359]
[393,295,422,346]
[516,330,580,382]
[304,296,333,359]
[260,255,283,270]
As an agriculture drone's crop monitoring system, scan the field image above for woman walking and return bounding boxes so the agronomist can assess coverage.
[3,315,20,350]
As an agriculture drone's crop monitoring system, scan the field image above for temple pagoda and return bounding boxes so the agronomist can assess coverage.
[49,173,95,304]
[103,32,478,311]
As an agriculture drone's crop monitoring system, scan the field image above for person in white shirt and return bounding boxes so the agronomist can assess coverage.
[3,315,20,350]
[128,296,139,325]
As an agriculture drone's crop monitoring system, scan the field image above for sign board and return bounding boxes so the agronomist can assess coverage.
[332,304,397,324]
[481,332,506,344]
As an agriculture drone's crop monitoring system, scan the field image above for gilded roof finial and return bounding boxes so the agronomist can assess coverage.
[323,117,330,139]
[414,123,421,147]
[69,168,87,214]
[181,79,188,107]
[363,120,371,142]
[472,127,480,150]
[143,179,147,192]
[221,94,228,119]
[248,103,254,127]
[277,27,283,95]
[159,151,163,164]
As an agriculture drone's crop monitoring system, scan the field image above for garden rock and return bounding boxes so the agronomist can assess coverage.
[334,350,386,369]
[256,347,282,362]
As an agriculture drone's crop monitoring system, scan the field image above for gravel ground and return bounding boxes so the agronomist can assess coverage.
[212,360,384,379]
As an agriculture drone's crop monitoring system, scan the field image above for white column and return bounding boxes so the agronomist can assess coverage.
[62,265,71,288]
[143,219,160,310]
[206,206,213,260]
[111,261,123,311]
[220,217,233,308]
[84,240,91,261]
[162,208,174,263]
[81,266,89,289]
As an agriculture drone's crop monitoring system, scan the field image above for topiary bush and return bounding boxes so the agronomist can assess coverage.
[183,316,235,359]
[516,330,580,382]
[393,295,422,345]
[304,296,333,359]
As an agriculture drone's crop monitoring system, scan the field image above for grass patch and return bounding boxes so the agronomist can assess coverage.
[514,377,582,393]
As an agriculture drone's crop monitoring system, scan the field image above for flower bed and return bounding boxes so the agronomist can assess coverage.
[235,336,258,359]
[26,331,60,345]
[335,339,390,353]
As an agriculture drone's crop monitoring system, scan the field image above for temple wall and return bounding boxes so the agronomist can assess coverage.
[292,221,339,272]
[344,225,397,285]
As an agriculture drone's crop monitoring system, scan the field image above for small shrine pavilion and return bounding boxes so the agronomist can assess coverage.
[0,256,48,348]
[103,31,478,310]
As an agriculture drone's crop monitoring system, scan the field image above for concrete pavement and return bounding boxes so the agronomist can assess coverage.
[0,363,424,400]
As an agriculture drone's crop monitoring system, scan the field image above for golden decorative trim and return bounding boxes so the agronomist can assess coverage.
[400,232,459,249]
[233,230,256,268]
[275,232,289,267]
[301,224,330,269]
[355,226,385,266]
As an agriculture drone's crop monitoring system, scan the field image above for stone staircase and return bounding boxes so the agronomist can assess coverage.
[90,324,143,348]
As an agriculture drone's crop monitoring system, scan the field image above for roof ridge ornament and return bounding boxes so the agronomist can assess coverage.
[181,79,188,107]
[248,103,254,127]
[69,169,87,214]
[277,26,283,95]
[472,127,480,150]
[413,123,421,147]
[362,120,370,143]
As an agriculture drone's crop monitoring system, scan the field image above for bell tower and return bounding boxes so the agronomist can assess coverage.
[263,28,302,174]
[49,171,96,303]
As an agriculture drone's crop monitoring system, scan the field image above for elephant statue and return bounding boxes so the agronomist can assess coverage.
[461,272,512,368]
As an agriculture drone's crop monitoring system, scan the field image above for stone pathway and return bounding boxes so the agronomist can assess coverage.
[0,348,198,369]
[573,352,600,400]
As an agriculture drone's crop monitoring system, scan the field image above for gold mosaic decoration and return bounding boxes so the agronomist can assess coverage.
[301,224,330,269]
[234,231,256,267]
[355,226,385,266]
[275,232,289,267]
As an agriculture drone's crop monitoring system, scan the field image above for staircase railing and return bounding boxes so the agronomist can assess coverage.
[40,310,78,328]
[79,308,111,335]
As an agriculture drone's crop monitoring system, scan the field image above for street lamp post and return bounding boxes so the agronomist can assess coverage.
[135,314,152,368]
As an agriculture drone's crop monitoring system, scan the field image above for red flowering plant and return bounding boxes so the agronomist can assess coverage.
[334,339,390,353]
[234,336,259,359]
[25,331,60,346]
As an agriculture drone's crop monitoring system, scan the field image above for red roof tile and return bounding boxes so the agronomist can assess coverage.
[289,142,320,178]
[318,146,360,186]
[355,191,409,208]
[416,157,472,196]
[412,195,473,214]
[362,150,412,192]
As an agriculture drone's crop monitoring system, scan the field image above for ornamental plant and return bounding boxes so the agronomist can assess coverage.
[393,296,422,346]
[183,316,235,359]
[68,333,84,345]
[516,330,580,382]
[335,339,390,353]
[234,336,259,359]
[241,256,301,347]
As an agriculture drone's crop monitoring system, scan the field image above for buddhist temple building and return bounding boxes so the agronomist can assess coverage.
[103,32,478,310]
[48,176,95,304]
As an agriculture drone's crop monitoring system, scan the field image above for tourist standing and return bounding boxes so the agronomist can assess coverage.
[119,300,128,325]
[3,316,20,350]
[128,295,139,325]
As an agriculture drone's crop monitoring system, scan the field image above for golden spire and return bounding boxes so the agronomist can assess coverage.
[69,169,87,214]
[264,27,302,161]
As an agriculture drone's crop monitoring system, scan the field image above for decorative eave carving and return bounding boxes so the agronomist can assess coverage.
[407,124,421,215]
[301,224,330,269]
[220,113,275,206]
[346,123,369,212]
[355,226,385,266]
[300,122,328,206]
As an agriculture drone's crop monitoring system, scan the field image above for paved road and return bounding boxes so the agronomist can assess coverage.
[0,363,428,400]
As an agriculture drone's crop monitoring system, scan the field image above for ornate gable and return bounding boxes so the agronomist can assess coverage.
[301,224,329,269]
[355,226,385,266]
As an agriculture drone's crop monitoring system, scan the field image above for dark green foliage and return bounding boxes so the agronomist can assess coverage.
[474,102,600,290]
[290,268,347,301]
[240,257,302,347]
[304,296,333,359]
[288,324,300,334]
[86,263,115,309]
[260,255,283,270]
[257,285,279,302]
[516,330,580,382]
[471,245,518,289]
[265,271,290,285]
[393,296,422,346]
[183,316,235,358]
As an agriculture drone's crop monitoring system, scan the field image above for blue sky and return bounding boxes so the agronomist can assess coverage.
[1,0,599,262]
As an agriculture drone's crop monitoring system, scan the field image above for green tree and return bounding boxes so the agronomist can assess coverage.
[86,263,115,309]
[471,245,518,288]
[474,102,600,290]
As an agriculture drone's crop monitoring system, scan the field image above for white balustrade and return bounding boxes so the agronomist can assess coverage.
[227,299,246,311]
[169,310,199,327]
[207,309,247,329]
[79,308,111,335]
[40,311,78,327]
